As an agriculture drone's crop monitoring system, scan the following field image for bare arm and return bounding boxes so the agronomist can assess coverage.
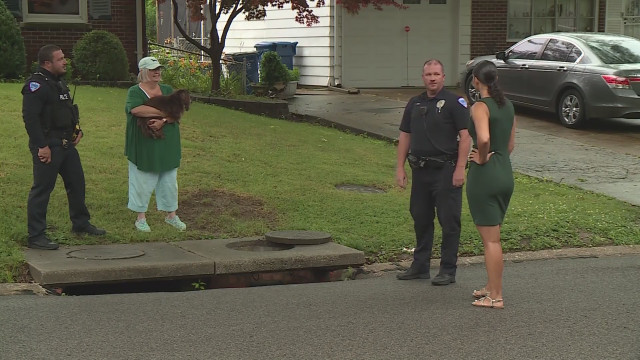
[396,131,410,189]
[452,128,471,186]
[508,117,517,154]
[469,102,492,164]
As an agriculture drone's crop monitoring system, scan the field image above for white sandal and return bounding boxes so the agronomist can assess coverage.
[472,295,504,309]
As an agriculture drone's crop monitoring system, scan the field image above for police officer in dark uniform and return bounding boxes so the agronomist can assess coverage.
[395,59,471,285]
[22,44,106,250]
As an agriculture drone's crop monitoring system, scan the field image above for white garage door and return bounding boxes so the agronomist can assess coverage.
[341,1,458,88]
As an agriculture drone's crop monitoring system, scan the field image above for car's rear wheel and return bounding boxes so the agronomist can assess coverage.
[465,74,480,105]
[557,89,587,128]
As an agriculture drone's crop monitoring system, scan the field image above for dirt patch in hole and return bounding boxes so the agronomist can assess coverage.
[578,230,592,245]
[178,189,279,236]
[16,264,34,283]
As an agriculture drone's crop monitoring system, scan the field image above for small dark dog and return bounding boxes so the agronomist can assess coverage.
[137,89,191,139]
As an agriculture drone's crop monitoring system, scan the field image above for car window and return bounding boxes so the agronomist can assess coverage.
[579,35,640,64]
[541,39,580,62]
[508,38,547,60]
[566,46,583,62]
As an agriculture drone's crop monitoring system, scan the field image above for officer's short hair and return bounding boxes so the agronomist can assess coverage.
[423,59,444,74]
[137,68,162,83]
[38,45,62,65]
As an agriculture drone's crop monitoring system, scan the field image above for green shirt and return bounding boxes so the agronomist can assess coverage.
[124,84,181,172]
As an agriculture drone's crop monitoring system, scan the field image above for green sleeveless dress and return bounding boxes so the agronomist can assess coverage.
[466,97,515,226]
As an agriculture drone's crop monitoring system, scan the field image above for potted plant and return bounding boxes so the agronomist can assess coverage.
[280,67,300,99]
[253,51,288,96]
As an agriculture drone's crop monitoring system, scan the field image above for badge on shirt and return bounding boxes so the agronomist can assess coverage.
[457,97,468,108]
[29,81,41,92]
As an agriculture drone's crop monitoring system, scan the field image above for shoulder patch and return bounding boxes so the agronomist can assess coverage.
[29,82,41,92]
[457,97,468,108]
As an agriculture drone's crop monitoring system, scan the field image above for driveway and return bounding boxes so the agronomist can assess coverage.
[360,88,640,158]
[289,87,640,206]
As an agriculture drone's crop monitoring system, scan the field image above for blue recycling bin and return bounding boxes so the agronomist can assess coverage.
[274,41,298,70]
[223,51,259,94]
[255,41,298,70]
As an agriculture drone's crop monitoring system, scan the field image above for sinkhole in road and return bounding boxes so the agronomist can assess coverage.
[45,232,356,296]
[50,265,359,296]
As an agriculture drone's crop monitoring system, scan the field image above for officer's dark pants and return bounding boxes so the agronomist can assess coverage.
[409,163,462,275]
[27,144,90,240]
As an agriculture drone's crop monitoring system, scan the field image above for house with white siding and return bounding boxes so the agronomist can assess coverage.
[158,0,471,88]
[157,0,640,89]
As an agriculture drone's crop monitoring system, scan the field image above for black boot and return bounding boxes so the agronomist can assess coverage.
[72,224,106,236]
[431,273,456,286]
[28,236,59,250]
[396,267,430,280]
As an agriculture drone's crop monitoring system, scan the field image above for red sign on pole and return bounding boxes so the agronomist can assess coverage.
[404,26,410,32]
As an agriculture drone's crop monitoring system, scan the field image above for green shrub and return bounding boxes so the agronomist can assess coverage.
[288,67,300,82]
[153,48,212,94]
[72,30,129,81]
[0,1,26,79]
[145,0,157,42]
[259,51,289,87]
[218,72,243,97]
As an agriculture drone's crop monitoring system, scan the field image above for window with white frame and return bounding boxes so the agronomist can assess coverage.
[507,0,596,41]
[22,0,88,23]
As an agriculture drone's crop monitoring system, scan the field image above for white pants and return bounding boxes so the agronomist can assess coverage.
[128,161,178,213]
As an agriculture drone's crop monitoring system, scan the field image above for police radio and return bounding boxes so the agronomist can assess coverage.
[70,84,81,142]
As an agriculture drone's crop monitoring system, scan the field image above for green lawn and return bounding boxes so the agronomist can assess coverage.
[1,83,639,282]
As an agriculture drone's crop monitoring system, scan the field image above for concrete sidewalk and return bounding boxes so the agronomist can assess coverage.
[289,87,640,206]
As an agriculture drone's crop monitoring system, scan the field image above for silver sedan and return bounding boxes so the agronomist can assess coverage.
[460,32,640,128]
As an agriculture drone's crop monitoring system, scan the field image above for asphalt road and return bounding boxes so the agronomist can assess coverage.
[2,255,639,360]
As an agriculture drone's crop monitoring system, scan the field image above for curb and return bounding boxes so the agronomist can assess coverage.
[3,245,639,295]
[358,244,640,279]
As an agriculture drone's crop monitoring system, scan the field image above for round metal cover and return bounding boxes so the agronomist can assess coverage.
[335,184,385,193]
[265,230,332,245]
[67,248,146,260]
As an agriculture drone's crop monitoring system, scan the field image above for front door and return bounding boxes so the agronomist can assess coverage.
[606,0,640,38]
[623,0,640,38]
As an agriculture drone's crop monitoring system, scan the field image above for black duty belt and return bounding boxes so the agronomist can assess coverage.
[407,153,457,169]
[47,129,73,148]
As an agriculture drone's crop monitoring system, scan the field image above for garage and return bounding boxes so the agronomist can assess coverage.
[340,1,465,88]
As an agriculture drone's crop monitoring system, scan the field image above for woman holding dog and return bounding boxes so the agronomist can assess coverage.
[124,56,186,232]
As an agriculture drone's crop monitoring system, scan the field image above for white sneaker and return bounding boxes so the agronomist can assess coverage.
[135,218,151,232]
[165,215,186,231]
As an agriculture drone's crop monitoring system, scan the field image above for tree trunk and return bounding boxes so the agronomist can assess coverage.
[209,45,223,93]
[211,56,221,93]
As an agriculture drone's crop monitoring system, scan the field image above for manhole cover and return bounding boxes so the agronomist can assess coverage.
[226,240,294,252]
[67,248,146,260]
[265,230,332,245]
[335,184,385,193]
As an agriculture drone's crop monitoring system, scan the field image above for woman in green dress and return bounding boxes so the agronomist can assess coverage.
[466,60,516,309]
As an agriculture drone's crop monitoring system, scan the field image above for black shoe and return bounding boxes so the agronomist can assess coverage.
[27,236,59,250]
[431,273,456,286]
[72,224,106,236]
[396,268,430,280]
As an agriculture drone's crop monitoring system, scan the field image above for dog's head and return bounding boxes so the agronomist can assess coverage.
[174,89,191,112]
